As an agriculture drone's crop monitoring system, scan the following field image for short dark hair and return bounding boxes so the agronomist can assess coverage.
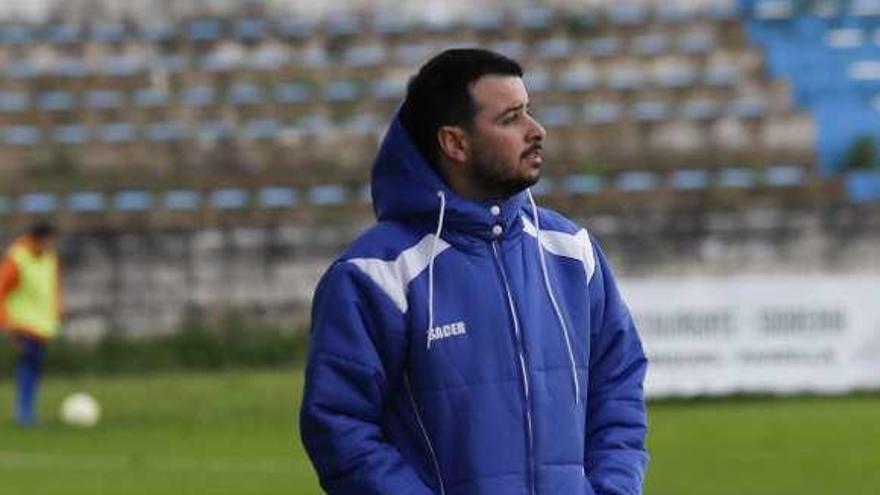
[29,221,56,239]
[399,48,523,169]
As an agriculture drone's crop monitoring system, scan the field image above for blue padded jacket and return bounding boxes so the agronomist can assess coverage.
[300,115,648,495]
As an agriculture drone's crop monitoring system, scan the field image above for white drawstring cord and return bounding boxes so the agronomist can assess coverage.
[426,190,447,350]
[527,189,582,404]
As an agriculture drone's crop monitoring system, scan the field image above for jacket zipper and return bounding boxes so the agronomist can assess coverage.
[491,241,536,495]
[404,373,447,495]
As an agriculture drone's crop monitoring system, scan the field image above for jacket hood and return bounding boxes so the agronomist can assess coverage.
[370,114,527,240]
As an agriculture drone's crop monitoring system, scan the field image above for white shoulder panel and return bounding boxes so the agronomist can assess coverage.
[347,234,451,313]
[522,216,596,282]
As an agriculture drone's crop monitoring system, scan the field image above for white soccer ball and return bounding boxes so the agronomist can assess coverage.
[60,392,101,428]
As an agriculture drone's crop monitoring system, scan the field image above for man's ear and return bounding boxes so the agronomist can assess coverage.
[437,126,469,165]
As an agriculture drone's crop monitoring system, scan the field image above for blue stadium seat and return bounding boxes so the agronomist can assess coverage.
[46,24,81,44]
[372,76,407,100]
[848,60,880,81]
[201,48,244,72]
[537,105,576,127]
[586,37,622,57]
[709,0,740,20]
[198,120,234,140]
[670,170,710,190]
[825,28,864,49]
[300,45,330,67]
[727,97,769,118]
[468,11,504,32]
[373,12,410,34]
[615,171,659,191]
[309,185,347,205]
[705,64,739,87]
[655,64,697,88]
[279,19,316,39]
[0,91,28,113]
[113,190,152,211]
[632,33,669,56]
[344,113,381,135]
[324,80,359,102]
[211,188,250,210]
[99,123,138,143]
[608,66,645,90]
[631,101,670,122]
[228,83,263,105]
[235,18,268,40]
[656,3,700,23]
[563,174,605,194]
[140,22,175,42]
[607,3,649,25]
[67,192,106,212]
[559,67,598,92]
[181,86,216,106]
[489,40,527,60]
[275,82,312,103]
[584,102,623,124]
[147,121,189,142]
[851,0,880,17]
[4,126,40,145]
[259,187,297,208]
[845,171,880,202]
[37,91,76,112]
[6,59,39,79]
[53,124,90,144]
[678,31,717,54]
[249,46,289,71]
[163,190,202,210]
[88,90,124,110]
[679,98,721,120]
[516,7,554,29]
[152,54,188,73]
[243,118,280,140]
[54,57,89,78]
[91,23,126,43]
[524,70,552,93]
[326,16,361,36]
[19,193,56,213]
[188,19,221,42]
[345,44,386,67]
[395,43,436,65]
[1,25,32,45]
[99,54,143,76]
[718,167,757,188]
[293,115,332,137]
[134,88,170,107]
[753,0,794,20]
[765,165,805,187]
[535,38,573,60]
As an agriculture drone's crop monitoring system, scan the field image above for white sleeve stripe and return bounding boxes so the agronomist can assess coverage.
[347,234,451,313]
[522,216,596,282]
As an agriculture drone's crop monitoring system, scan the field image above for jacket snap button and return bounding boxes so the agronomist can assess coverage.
[491,224,503,237]
[490,205,501,216]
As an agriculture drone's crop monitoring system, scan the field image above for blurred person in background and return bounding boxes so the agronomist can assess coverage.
[301,49,647,495]
[0,222,62,427]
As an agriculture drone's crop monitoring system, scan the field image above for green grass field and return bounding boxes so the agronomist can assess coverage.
[1,368,878,495]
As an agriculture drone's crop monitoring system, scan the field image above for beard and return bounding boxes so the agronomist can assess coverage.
[468,146,541,200]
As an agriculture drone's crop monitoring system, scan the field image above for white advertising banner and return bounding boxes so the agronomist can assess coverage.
[620,276,880,398]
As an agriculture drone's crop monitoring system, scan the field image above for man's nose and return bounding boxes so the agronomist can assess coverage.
[526,113,546,142]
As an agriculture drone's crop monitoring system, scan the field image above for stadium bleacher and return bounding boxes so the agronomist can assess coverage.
[0,0,873,229]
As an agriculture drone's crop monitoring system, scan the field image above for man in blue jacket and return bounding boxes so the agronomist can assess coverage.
[301,48,648,495]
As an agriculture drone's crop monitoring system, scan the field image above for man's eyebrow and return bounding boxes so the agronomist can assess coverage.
[494,102,527,122]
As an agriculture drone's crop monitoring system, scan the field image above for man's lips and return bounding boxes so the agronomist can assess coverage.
[522,144,544,160]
